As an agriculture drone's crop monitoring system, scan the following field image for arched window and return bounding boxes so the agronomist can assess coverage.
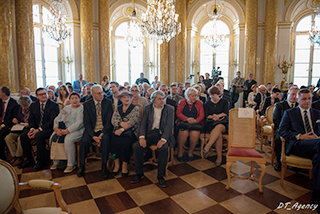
[200,20,230,88]
[33,4,60,88]
[114,22,144,85]
[293,15,320,87]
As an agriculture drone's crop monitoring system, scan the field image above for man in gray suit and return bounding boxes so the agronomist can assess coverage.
[131,90,174,188]
[167,84,183,103]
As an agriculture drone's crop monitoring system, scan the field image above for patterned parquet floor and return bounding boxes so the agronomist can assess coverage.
[9,139,316,214]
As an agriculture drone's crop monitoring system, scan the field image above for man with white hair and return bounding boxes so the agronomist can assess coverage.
[19,87,38,102]
[77,85,113,178]
[131,90,174,188]
[254,85,268,110]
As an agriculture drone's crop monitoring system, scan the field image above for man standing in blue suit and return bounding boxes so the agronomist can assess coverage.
[279,89,320,210]
[73,74,86,93]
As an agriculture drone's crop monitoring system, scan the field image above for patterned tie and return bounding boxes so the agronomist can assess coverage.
[39,103,44,128]
[0,101,5,124]
[304,110,312,133]
[96,102,101,115]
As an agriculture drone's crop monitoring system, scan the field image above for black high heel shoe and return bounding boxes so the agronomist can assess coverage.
[121,169,129,177]
[112,168,121,176]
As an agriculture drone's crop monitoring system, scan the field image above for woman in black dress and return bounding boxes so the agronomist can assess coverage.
[203,86,229,166]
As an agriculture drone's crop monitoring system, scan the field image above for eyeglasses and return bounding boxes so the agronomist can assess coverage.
[37,93,47,96]
[131,90,139,92]
[94,92,104,95]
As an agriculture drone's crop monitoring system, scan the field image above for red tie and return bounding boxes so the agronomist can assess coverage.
[0,101,5,124]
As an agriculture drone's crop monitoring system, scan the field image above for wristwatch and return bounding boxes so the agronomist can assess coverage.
[120,128,125,132]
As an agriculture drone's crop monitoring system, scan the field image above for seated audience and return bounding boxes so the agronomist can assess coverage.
[159,84,177,109]
[177,83,184,96]
[57,85,70,107]
[19,88,59,171]
[273,86,299,171]
[281,82,294,101]
[47,89,56,101]
[215,80,231,104]
[101,75,109,92]
[111,91,139,177]
[167,84,183,103]
[198,83,208,100]
[176,87,205,162]
[279,89,320,208]
[77,85,113,178]
[247,84,258,107]
[73,73,86,93]
[19,87,38,102]
[309,85,319,102]
[80,83,94,102]
[254,85,268,110]
[67,85,73,94]
[49,85,59,98]
[135,72,150,85]
[203,86,229,166]
[124,82,129,87]
[130,84,148,108]
[142,83,150,97]
[259,87,281,116]
[193,85,206,103]
[81,85,87,97]
[182,82,191,98]
[266,82,273,95]
[50,92,84,173]
[146,87,155,102]
[131,90,174,188]
[107,81,122,105]
[0,86,20,161]
[5,96,31,166]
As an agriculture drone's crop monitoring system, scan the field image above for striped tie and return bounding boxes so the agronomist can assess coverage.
[39,103,44,128]
[304,110,312,133]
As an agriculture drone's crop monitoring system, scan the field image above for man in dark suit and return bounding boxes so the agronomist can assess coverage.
[19,87,38,102]
[281,83,294,101]
[77,85,113,178]
[0,86,20,160]
[159,85,177,110]
[19,88,59,171]
[131,90,174,187]
[273,86,299,171]
[279,89,320,208]
[243,73,257,107]
[259,87,281,116]
[80,83,94,103]
[167,84,183,104]
[73,74,87,93]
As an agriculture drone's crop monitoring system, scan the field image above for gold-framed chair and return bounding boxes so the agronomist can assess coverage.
[225,108,266,193]
[280,138,312,186]
[256,101,264,138]
[0,160,70,214]
[260,105,276,165]
[135,103,144,123]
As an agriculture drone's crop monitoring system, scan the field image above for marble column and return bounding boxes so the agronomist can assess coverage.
[15,0,36,91]
[0,0,16,91]
[81,0,95,83]
[175,0,186,83]
[262,0,278,85]
[160,42,169,86]
[244,0,258,78]
[99,0,110,81]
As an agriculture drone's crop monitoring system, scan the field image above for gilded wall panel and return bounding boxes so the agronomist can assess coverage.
[15,0,36,91]
[81,0,95,83]
[99,0,110,81]
[160,42,169,86]
[262,0,278,85]
[0,0,16,91]
[175,0,186,83]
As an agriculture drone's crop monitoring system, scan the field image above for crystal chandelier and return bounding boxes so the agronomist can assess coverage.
[43,0,71,44]
[204,2,225,52]
[140,0,181,45]
[309,7,320,46]
[125,7,145,48]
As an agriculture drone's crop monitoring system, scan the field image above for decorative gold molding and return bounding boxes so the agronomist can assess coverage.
[313,0,320,6]
[240,0,246,5]
[284,0,289,5]
[187,0,196,9]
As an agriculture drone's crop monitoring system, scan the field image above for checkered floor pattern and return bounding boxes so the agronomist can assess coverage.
[9,139,315,214]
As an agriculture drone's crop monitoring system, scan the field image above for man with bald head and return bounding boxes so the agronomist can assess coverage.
[20,87,38,102]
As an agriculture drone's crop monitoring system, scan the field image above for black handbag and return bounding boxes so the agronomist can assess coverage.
[207,116,228,127]
[178,121,203,131]
[116,104,136,138]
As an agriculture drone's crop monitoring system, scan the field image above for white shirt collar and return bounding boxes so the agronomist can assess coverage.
[3,97,10,103]
[93,99,101,105]
[298,106,310,113]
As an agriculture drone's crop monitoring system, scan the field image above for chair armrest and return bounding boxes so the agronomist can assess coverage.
[271,123,275,129]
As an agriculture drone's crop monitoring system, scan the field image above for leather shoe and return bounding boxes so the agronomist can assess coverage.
[274,163,281,172]
[121,172,129,178]
[77,165,85,177]
[102,167,110,178]
[158,177,167,188]
[131,174,144,184]
[18,159,34,169]
[33,163,44,172]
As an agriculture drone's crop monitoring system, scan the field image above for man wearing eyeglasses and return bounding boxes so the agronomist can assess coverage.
[19,88,59,171]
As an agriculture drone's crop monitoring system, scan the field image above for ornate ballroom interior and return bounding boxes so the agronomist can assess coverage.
[1,0,320,213]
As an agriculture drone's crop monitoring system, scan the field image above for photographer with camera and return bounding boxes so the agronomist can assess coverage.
[230,71,244,109]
